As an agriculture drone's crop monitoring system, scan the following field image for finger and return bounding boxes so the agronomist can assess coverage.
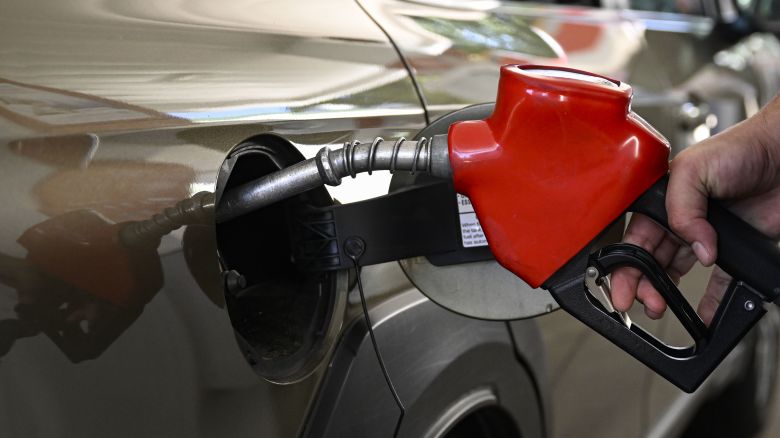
[668,154,718,266]
[637,277,667,319]
[665,244,698,283]
[611,266,641,312]
[623,220,682,314]
[654,235,681,273]
[613,215,693,315]
[623,213,668,251]
[629,235,680,319]
[635,238,698,319]
[698,267,732,326]
[612,214,669,312]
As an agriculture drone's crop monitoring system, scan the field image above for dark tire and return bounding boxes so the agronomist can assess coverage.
[445,406,522,438]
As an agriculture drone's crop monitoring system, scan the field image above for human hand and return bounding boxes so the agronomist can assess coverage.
[611,99,780,325]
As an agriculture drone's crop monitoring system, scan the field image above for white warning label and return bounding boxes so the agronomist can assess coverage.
[456,193,488,247]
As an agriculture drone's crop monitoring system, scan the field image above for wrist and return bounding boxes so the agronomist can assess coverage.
[741,96,780,180]
[755,95,780,158]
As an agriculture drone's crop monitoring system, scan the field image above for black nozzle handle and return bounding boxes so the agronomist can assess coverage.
[547,262,765,392]
[544,173,779,392]
[631,174,780,302]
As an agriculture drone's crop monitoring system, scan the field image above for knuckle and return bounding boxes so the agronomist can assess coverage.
[671,146,700,168]
[667,214,691,234]
[625,233,652,249]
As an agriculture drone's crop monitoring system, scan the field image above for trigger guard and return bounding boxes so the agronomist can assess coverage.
[589,243,708,343]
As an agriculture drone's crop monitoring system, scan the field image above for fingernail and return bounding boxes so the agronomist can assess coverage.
[692,241,711,265]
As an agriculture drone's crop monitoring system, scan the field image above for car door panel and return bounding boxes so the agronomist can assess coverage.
[0,1,427,436]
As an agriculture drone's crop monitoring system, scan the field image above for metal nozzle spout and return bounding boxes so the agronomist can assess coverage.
[216,134,450,223]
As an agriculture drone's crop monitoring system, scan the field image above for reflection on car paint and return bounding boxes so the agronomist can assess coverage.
[0,188,218,362]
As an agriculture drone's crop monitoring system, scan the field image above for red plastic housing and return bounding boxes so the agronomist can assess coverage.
[448,65,670,288]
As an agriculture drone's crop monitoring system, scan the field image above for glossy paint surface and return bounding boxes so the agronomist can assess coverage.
[1,0,779,436]
[359,0,651,117]
[449,65,669,287]
[0,0,427,436]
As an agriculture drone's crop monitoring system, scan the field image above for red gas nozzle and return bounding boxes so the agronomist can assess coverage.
[208,64,779,394]
[448,65,670,288]
[213,64,669,288]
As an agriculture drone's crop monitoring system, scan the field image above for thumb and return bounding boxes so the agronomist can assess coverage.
[667,155,718,266]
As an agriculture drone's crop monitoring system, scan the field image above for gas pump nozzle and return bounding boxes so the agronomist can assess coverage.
[216,65,780,393]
